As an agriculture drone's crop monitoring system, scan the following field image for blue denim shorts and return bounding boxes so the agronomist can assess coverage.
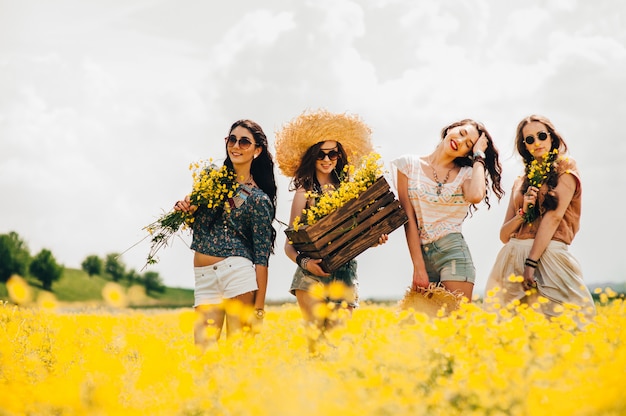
[421,233,476,284]
[289,259,359,307]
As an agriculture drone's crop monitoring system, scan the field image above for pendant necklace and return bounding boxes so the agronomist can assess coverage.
[430,158,453,196]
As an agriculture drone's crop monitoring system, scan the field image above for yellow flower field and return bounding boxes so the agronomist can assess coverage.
[1,292,625,416]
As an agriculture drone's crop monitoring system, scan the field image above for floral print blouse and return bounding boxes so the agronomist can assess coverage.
[190,184,274,267]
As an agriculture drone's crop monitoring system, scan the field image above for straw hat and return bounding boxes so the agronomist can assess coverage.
[275,109,373,177]
[398,284,463,318]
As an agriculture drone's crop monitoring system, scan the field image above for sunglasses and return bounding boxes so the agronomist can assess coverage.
[225,136,258,150]
[524,131,549,145]
[316,149,340,161]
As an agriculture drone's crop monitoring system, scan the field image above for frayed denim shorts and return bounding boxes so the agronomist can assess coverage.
[194,256,258,307]
[421,233,476,284]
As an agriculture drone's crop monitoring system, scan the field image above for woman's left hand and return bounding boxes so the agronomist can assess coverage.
[522,266,537,291]
[372,234,389,247]
[473,133,488,154]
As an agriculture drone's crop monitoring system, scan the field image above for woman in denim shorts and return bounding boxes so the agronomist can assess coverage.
[174,119,277,348]
[275,110,386,338]
[392,119,504,301]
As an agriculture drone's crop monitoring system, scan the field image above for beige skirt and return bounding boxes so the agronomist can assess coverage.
[484,238,595,326]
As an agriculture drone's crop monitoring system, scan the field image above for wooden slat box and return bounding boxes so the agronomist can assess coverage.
[285,176,408,272]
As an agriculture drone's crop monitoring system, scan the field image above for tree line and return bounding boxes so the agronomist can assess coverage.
[0,231,165,295]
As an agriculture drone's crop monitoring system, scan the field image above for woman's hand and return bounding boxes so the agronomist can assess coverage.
[523,186,538,213]
[174,195,195,213]
[412,268,430,290]
[473,133,488,154]
[371,233,389,247]
[305,258,331,277]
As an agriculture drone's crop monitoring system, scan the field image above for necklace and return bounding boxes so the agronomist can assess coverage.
[238,174,254,185]
[430,158,453,196]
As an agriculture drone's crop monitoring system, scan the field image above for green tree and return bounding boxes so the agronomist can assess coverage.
[125,269,141,285]
[142,271,166,295]
[81,255,103,276]
[0,231,31,282]
[29,249,63,291]
[104,253,126,282]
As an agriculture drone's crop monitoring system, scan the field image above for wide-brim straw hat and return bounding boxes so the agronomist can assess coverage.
[275,109,374,177]
[398,284,463,318]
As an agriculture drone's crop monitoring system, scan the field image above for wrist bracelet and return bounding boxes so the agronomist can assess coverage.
[473,150,486,159]
[517,208,525,218]
[473,157,486,169]
[524,258,539,268]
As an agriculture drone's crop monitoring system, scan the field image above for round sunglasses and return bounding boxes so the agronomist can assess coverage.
[316,149,340,161]
[524,131,549,145]
[225,135,258,150]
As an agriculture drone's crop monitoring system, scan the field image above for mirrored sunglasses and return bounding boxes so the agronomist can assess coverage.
[524,131,549,145]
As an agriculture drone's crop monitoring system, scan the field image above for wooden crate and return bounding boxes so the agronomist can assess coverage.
[285,176,408,272]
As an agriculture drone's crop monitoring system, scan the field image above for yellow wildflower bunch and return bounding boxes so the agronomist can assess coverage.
[293,152,384,230]
[522,148,559,224]
[143,160,240,268]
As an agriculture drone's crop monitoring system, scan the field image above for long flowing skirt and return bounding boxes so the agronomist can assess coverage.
[484,238,595,327]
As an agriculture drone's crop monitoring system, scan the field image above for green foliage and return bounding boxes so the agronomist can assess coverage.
[104,253,126,282]
[81,255,103,276]
[143,271,166,295]
[29,249,64,291]
[0,231,31,282]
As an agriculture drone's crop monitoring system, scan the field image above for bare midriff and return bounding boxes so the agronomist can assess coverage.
[193,252,226,267]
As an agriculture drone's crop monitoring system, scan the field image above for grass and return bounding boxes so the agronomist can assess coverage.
[0,267,194,307]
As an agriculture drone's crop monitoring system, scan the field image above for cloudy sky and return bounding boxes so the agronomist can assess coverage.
[1,0,624,301]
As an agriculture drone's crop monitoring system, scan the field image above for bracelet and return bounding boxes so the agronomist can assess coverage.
[524,258,539,268]
[473,157,486,169]
[473,150,486,159]
[296,254,311,270]
[517,208,525,219]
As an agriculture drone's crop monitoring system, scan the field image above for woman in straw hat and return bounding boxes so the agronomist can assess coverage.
[392,119,504,302]
[174,119,277,349]
[276,109,387,340]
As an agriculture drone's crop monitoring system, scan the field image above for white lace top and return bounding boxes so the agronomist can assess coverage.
[391,154,473,244]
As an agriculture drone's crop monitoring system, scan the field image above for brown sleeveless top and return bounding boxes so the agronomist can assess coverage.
[512,157,581,245]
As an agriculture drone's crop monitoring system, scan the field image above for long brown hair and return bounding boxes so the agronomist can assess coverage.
[440,119,505,210]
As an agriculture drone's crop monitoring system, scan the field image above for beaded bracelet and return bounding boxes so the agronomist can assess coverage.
[524,258,539,268]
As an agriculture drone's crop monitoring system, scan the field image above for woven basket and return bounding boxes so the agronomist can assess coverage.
[398,284,463,318]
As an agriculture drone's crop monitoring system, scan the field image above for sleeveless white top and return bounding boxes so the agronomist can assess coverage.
[391,154,473,244]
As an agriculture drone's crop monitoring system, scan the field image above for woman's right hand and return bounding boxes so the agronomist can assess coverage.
[174,195,193,213]
[412,269,430,290]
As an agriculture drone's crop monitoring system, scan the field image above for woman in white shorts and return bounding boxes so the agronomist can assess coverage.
[175,119,277,348]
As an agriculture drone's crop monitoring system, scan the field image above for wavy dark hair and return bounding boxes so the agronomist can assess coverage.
[440,119,505,211]
[224,119,277,251]
[290,141,348,192]
[515,114,569,215]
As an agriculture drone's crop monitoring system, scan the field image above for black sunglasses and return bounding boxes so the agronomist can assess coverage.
[225,136,257,150]
[524,131,549,145]
[316,149,340,161]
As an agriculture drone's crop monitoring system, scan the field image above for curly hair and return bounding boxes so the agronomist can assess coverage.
[440,119,505,212]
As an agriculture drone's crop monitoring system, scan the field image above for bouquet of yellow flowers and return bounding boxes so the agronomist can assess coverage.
[292,152,384,230]
[142,160,240,268]
[522,148,559,224]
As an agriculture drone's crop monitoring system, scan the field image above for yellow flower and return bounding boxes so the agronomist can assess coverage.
[293,152,384,228]
[36,291,58,310]
[6,274,32,305]
[102,282,128,308]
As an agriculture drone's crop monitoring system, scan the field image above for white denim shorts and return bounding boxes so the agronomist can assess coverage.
[194,257,258,307]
